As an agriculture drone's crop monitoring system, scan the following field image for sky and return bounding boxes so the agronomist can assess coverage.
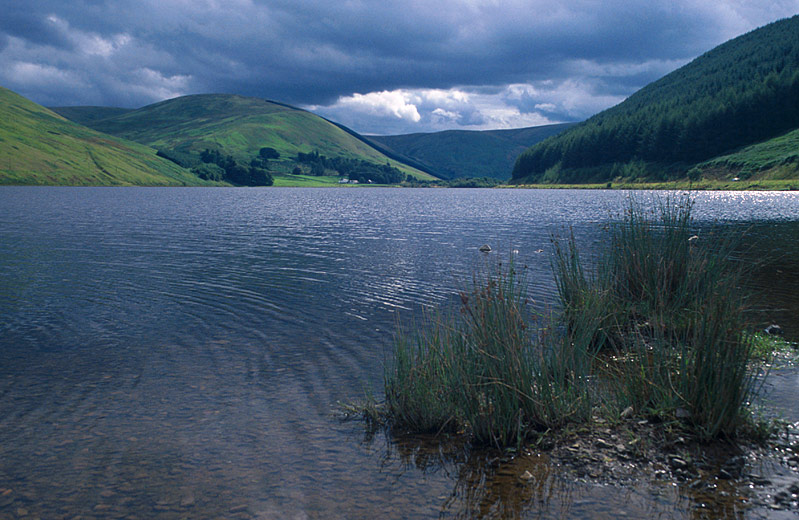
[1,1,797,135]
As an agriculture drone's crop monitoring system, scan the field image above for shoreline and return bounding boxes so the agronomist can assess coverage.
[504,179,799,191]
[4,177,799,190]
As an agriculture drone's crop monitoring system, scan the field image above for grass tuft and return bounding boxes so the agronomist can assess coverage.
[385,257,597,449]
[381,194,763,446]
[555,194,758,440]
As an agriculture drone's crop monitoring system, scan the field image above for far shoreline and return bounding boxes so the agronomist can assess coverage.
[503,179,799,191]
[3,178,799,190]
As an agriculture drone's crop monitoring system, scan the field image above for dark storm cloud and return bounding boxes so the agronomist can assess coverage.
[0,7,72,50]
[1,0,797,132]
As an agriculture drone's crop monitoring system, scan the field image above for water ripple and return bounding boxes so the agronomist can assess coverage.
[1,187,798,519]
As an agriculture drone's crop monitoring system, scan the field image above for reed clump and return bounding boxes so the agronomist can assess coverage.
[385,259,596,449]
[555,195,756,440]
[384,195,760,446]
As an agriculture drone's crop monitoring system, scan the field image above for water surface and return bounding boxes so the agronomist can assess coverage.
[1,187,798,519]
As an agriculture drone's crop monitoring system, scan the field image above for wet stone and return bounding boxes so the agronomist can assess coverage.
[749,475,772,486]
[725,455,746,468]
[774,490,791,504]
[595,439,612,450]
[669,456,689,470]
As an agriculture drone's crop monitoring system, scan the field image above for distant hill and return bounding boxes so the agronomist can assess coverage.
[369,123,575,180]
[512,15,799,184]
[0,87,212,186]
[50,106,134,126]
[52,94,435,180]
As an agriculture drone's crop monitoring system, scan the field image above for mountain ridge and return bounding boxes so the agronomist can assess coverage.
[51,94,436,181]
[369,123,575,180]
[511,15,799,184]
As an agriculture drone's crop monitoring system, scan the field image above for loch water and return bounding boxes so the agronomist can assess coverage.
[1,187,798,519]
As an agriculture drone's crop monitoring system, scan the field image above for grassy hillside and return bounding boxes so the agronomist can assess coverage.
[696,127,799,180]
[0,87,213,186]
[369,123,574,180]
[53,94,435,181]
[50,106,134,126]
[512,15,799,184]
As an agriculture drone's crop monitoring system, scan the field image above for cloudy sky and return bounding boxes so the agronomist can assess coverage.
[1,1,797,135]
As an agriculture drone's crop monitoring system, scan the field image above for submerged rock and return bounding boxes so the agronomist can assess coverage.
[749,474,772,486]
[669,456,690,470]
[479,244,492,253]
[765,323,784,335]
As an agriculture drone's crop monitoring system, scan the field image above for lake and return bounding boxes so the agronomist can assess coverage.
[1,187,798,519]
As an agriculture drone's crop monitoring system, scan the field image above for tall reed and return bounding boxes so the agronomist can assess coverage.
[554,194,757,440]
[384,309,465,434]
[385,258,595,448]
[386,194,758,445]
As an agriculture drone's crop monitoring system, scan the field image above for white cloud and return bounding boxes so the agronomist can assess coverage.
[323,90,422,122]
[501,80,626,119]
[431,108,459,123]
[308,86,559,134]
[125,68,191,101]
[44,15,131,58]
[423,89,470,105]
[0,31,188,107]
[9,60,83,88]
[82,34,131,58]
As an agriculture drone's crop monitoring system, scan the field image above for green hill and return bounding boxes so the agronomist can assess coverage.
[50,106,134,126]
[368,123,575,180]
[0,87,212,186]
[512,15,799,184]
[52,94,435,181]
[696,127,799,180]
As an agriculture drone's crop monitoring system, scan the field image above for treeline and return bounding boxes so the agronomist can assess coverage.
[156,147,275,186]
[157,145,412,185]
[296,150,406,184]
[512,15,799,183]
[404,177,501,188]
